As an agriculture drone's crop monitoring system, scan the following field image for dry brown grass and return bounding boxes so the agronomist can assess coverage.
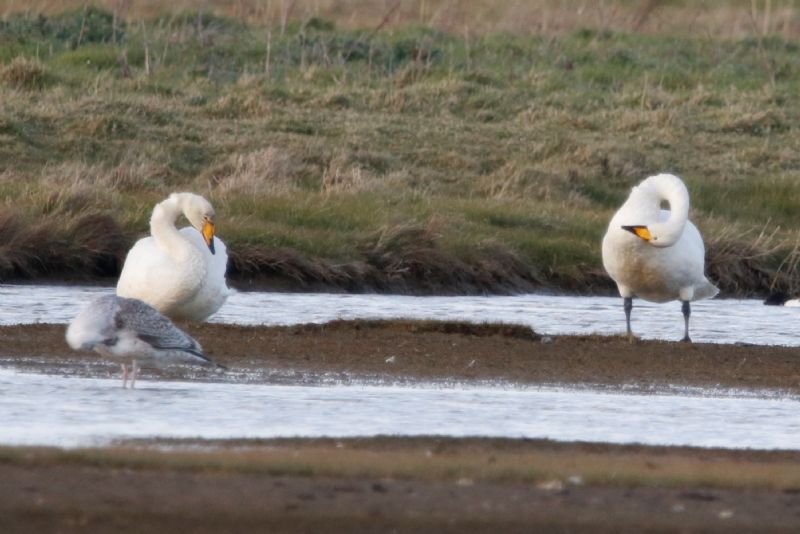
[0,191,129,280]
[1,2,799,295]
[227,222,542,294]
[362,222,541,294]
[212,147,300,196]
[321,152,375,195]
[3,0,799,38]
[0,56,50,90]
[704,223,800,297]
[38,161,173,193]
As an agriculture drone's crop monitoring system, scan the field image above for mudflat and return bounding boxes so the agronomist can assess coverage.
[1,320,799,392]
[1,320,799,532]
[1,438,799,533]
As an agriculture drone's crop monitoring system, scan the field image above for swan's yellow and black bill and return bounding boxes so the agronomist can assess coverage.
[202,221,216,255]
[621,225,652,241]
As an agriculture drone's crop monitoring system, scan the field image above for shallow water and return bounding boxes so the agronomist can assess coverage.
[1,284,796,346]
[1,369,797,450]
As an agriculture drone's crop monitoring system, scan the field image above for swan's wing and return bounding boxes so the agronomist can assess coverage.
[179,227,229,277]
[179,227,232,310]
[681,222,719,299]
[115,297,211,362]
[117,237,185,296]
[681,220,710,257]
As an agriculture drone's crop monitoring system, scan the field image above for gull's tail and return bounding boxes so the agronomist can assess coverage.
[167,346,228,370]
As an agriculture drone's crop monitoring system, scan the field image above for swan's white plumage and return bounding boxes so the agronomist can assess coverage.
[602,173,718,339]
[117,193,230,321]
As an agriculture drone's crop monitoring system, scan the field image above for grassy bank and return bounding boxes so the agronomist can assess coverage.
[1,2,799,295]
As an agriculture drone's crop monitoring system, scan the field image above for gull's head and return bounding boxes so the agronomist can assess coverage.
[66,312,102,352]
[66,294,122,353]
[180,193,217,255]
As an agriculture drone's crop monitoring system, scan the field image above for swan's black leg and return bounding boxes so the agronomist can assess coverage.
[681,300,691,343]
[624,297,634,342]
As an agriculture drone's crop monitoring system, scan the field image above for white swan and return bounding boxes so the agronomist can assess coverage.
[117,192,230,321]
[66,295,226,388]
[601,173,719,342]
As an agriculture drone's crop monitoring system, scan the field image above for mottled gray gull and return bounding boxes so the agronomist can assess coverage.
[66,294,226,388]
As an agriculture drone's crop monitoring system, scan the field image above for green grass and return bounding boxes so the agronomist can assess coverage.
[1,5,800,294]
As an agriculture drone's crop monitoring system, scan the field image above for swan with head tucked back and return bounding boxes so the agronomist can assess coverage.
[602,173,718,342]
[117,192,230,321]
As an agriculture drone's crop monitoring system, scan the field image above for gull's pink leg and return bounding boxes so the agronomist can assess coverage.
[130,360,138,389]
[121,363,128,389]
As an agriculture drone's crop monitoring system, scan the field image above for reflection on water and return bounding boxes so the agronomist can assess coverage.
[0,369,797,450]
[0,284,797,346]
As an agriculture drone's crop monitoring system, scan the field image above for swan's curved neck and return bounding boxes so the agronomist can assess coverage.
[150,195,193,259]
[638,174,689,247]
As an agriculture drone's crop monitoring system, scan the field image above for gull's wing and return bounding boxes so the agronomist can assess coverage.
[114,296,213,364]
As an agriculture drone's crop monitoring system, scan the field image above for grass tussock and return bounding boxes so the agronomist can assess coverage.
[0,56,50,89]
[228,223,541,294]
[212,147,300,196]
[705,224,799,297]
[2,1,799,39]
[0,195,129,280]
[1,3,800,295]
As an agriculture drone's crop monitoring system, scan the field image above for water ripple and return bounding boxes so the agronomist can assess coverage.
[1,284,797,346]
[0,368,797,450]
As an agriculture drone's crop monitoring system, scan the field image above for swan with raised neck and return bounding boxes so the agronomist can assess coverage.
[151,192,217,258]
[116,192,229,321]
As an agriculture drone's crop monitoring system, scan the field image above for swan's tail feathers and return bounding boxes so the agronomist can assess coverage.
[694,279,720,301]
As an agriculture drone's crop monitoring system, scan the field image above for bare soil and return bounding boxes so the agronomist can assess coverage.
[1,320,799,532]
